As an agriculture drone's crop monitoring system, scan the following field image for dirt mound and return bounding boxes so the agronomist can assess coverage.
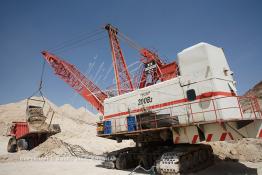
[0,97,58,128]
[0,97,134,156]
[209,138,262,162]
[244,81,262,97]
[31,137,72,158]
[244,81,262,109]
[208,81,262,163]
[58,104,97,124]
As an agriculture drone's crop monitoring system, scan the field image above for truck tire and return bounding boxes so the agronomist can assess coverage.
[7,137,17,153]
[26,137,34,150]
[17,139,28,151]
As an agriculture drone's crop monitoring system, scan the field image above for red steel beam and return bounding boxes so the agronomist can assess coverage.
[42,51,107,114]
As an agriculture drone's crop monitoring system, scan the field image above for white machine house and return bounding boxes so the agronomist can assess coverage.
[43,24,262,174]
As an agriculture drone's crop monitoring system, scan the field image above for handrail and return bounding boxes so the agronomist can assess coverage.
[104,95,262,134]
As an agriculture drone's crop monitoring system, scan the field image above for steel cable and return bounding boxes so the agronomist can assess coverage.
[129,165,156,175]
[47,28,104,52]
[54,34,107,54]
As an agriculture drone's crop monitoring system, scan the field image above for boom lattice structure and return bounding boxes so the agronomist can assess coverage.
[105,24,134,95]
[139,48,179,88]
[42,51,107,114]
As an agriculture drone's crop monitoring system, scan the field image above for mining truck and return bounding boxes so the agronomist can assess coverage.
[7,97,61,152]
[42,24,262,174]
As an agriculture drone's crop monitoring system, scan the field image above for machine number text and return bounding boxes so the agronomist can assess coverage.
[138,97,153,105]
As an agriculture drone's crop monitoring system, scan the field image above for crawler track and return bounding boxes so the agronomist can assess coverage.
[102,144,214,175]
[156,144,214,174]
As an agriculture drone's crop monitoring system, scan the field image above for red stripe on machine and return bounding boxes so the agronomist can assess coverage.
[192,135,199,144]
[228,132,234,140]
[206,134,213,142]
[174,136,180,144]
[220,133,227,141]
[259,129,262,138]
[104,91,234,119]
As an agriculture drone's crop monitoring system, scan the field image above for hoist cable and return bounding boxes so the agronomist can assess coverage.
[39,59,46,91]
[47,28,103,51]
[48,30,105,52]
[54,34,107,54]
[117,31,141,51]
[118,30,171,64]
[28,59,46,101]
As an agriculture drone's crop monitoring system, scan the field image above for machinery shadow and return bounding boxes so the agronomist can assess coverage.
[96,155,258,175]
[194,156,258,175]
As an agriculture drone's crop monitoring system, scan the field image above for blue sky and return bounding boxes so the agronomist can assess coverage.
[1,0,262,112]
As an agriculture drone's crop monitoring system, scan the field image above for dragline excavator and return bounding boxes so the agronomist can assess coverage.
[42,24,262,174]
